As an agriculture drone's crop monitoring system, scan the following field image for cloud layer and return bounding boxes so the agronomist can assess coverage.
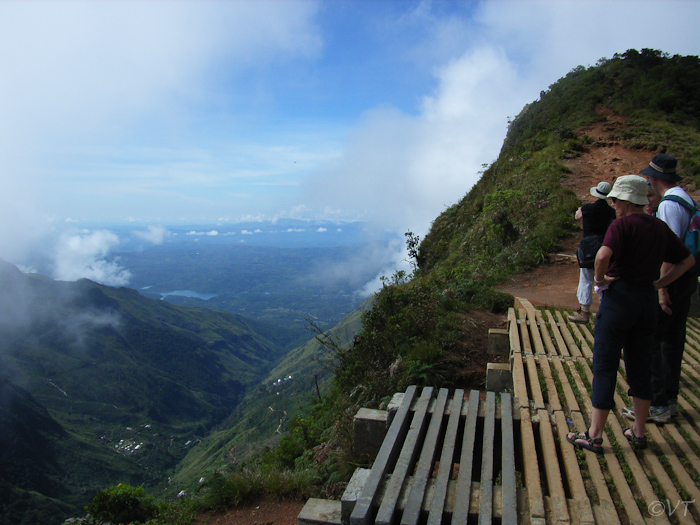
[1,0,699,284]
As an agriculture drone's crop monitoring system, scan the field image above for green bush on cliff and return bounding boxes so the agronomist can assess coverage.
[85,484,157,524]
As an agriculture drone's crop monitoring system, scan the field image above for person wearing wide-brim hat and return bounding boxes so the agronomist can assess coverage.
[568,181,616,324]
[620,154,698,424]
[566,175,694,454]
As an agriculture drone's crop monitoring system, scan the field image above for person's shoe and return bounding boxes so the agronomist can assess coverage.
[622,405,671,424]
[568,308,590,324]
[648,406,671,424]
[668,400,679,418]
[623,427,648,450]
[621,406,635,420]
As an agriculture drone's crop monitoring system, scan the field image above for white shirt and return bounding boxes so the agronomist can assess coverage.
[658,186,694,239]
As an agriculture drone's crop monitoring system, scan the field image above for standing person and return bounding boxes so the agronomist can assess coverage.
[566,175,693,453]
[645,181,661,216]
[569,181,616,324]
[622,154,698,423]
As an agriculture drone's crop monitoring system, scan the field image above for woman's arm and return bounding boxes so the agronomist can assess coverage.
[655,255,695,291]
[593,246,615,286]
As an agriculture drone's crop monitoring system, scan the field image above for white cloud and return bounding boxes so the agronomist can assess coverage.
[317,227,327,232]
[186,230,219,236]
[302,0,700,239]
[132,224,171,245]
[3,0,700,277]
[51,230,131,286]
[0,0,322,258]
[304,46,520,236]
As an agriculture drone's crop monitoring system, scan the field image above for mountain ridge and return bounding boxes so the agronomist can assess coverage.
[0,258,287,524]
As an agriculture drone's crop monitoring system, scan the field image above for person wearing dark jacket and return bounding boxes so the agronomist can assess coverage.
[622,154,698,423]
[569,181,616,324]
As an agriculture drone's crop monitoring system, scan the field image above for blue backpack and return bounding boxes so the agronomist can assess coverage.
[660,194,700,275]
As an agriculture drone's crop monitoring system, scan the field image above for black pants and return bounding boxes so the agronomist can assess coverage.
[651,271,697,407]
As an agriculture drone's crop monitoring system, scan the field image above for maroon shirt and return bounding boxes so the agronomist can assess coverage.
[603,213,690,287]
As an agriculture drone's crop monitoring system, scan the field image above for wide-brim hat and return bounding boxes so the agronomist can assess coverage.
[590,181,612,199]
[641,154,682,182]
[608,175,649,206]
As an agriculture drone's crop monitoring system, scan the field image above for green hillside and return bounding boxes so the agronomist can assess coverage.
[167,298,372,491]
[0,259,285,524]
[224,49,700,498]
[340,49,700,412]
[7,48,700,523]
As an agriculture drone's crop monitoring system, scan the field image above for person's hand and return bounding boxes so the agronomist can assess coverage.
[658,288,672,315]
[594,275,618,287]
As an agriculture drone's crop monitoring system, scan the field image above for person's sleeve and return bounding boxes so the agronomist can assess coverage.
[602,219,618,249]
[663,223,691,263]
[657,201,686,238]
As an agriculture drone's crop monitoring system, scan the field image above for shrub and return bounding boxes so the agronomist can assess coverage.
[197,467,319,511]
[85,484,157,525]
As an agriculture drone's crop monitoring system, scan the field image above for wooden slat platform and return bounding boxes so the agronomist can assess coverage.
[300,297,700,525]
[511,297,700,525]
[346,387,520,525]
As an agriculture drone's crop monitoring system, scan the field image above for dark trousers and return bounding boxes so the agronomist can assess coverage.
[651,271,697,406]
[592,281,658,410]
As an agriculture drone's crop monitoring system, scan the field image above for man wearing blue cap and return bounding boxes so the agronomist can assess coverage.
[622,154,697,424]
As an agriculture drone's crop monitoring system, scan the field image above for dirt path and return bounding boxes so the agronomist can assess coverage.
[193,498,305,525]
[497,106,654,313]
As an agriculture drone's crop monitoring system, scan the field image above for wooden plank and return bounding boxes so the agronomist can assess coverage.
[604,376,672,525]
[524,301,546,355]
[554,311,582,358]
[519,308,533,355]
[665,410,700,457]
[685,323,700,343]
[508,308,521,354]
[554,411,594,525]
[679,372,700,428]
[568,411,620,524]
[500,393,517,525]
[537,309,558,356]
[478,392,496,525]
[526,354,545,410]
[567,321,593,359]
[538,355,562,412]
[519,406,545,521]
[681,362,700,387]
[512,352,529,410]
[350,385,418,525]
[551,357,580,413]
[401,388,449,525]
[672,397,700,445]
[642,425,700,524]
[426,390,464,525]
[535,408,569,523]
[514,297,530,310]
[545,310,570,358]
[684,330,700,357]
[565,358,593,417]
[375,387,434,525]
[451,391,480,525]
[680,326,700,362]
[580,323,595,347]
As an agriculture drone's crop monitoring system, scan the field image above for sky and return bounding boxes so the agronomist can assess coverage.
[1,0,700,285]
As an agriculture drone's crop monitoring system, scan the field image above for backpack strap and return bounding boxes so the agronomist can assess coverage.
[660,194,698,212]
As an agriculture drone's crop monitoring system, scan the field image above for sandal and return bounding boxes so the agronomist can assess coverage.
[566,429,603,454]
[623,427,648,450]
